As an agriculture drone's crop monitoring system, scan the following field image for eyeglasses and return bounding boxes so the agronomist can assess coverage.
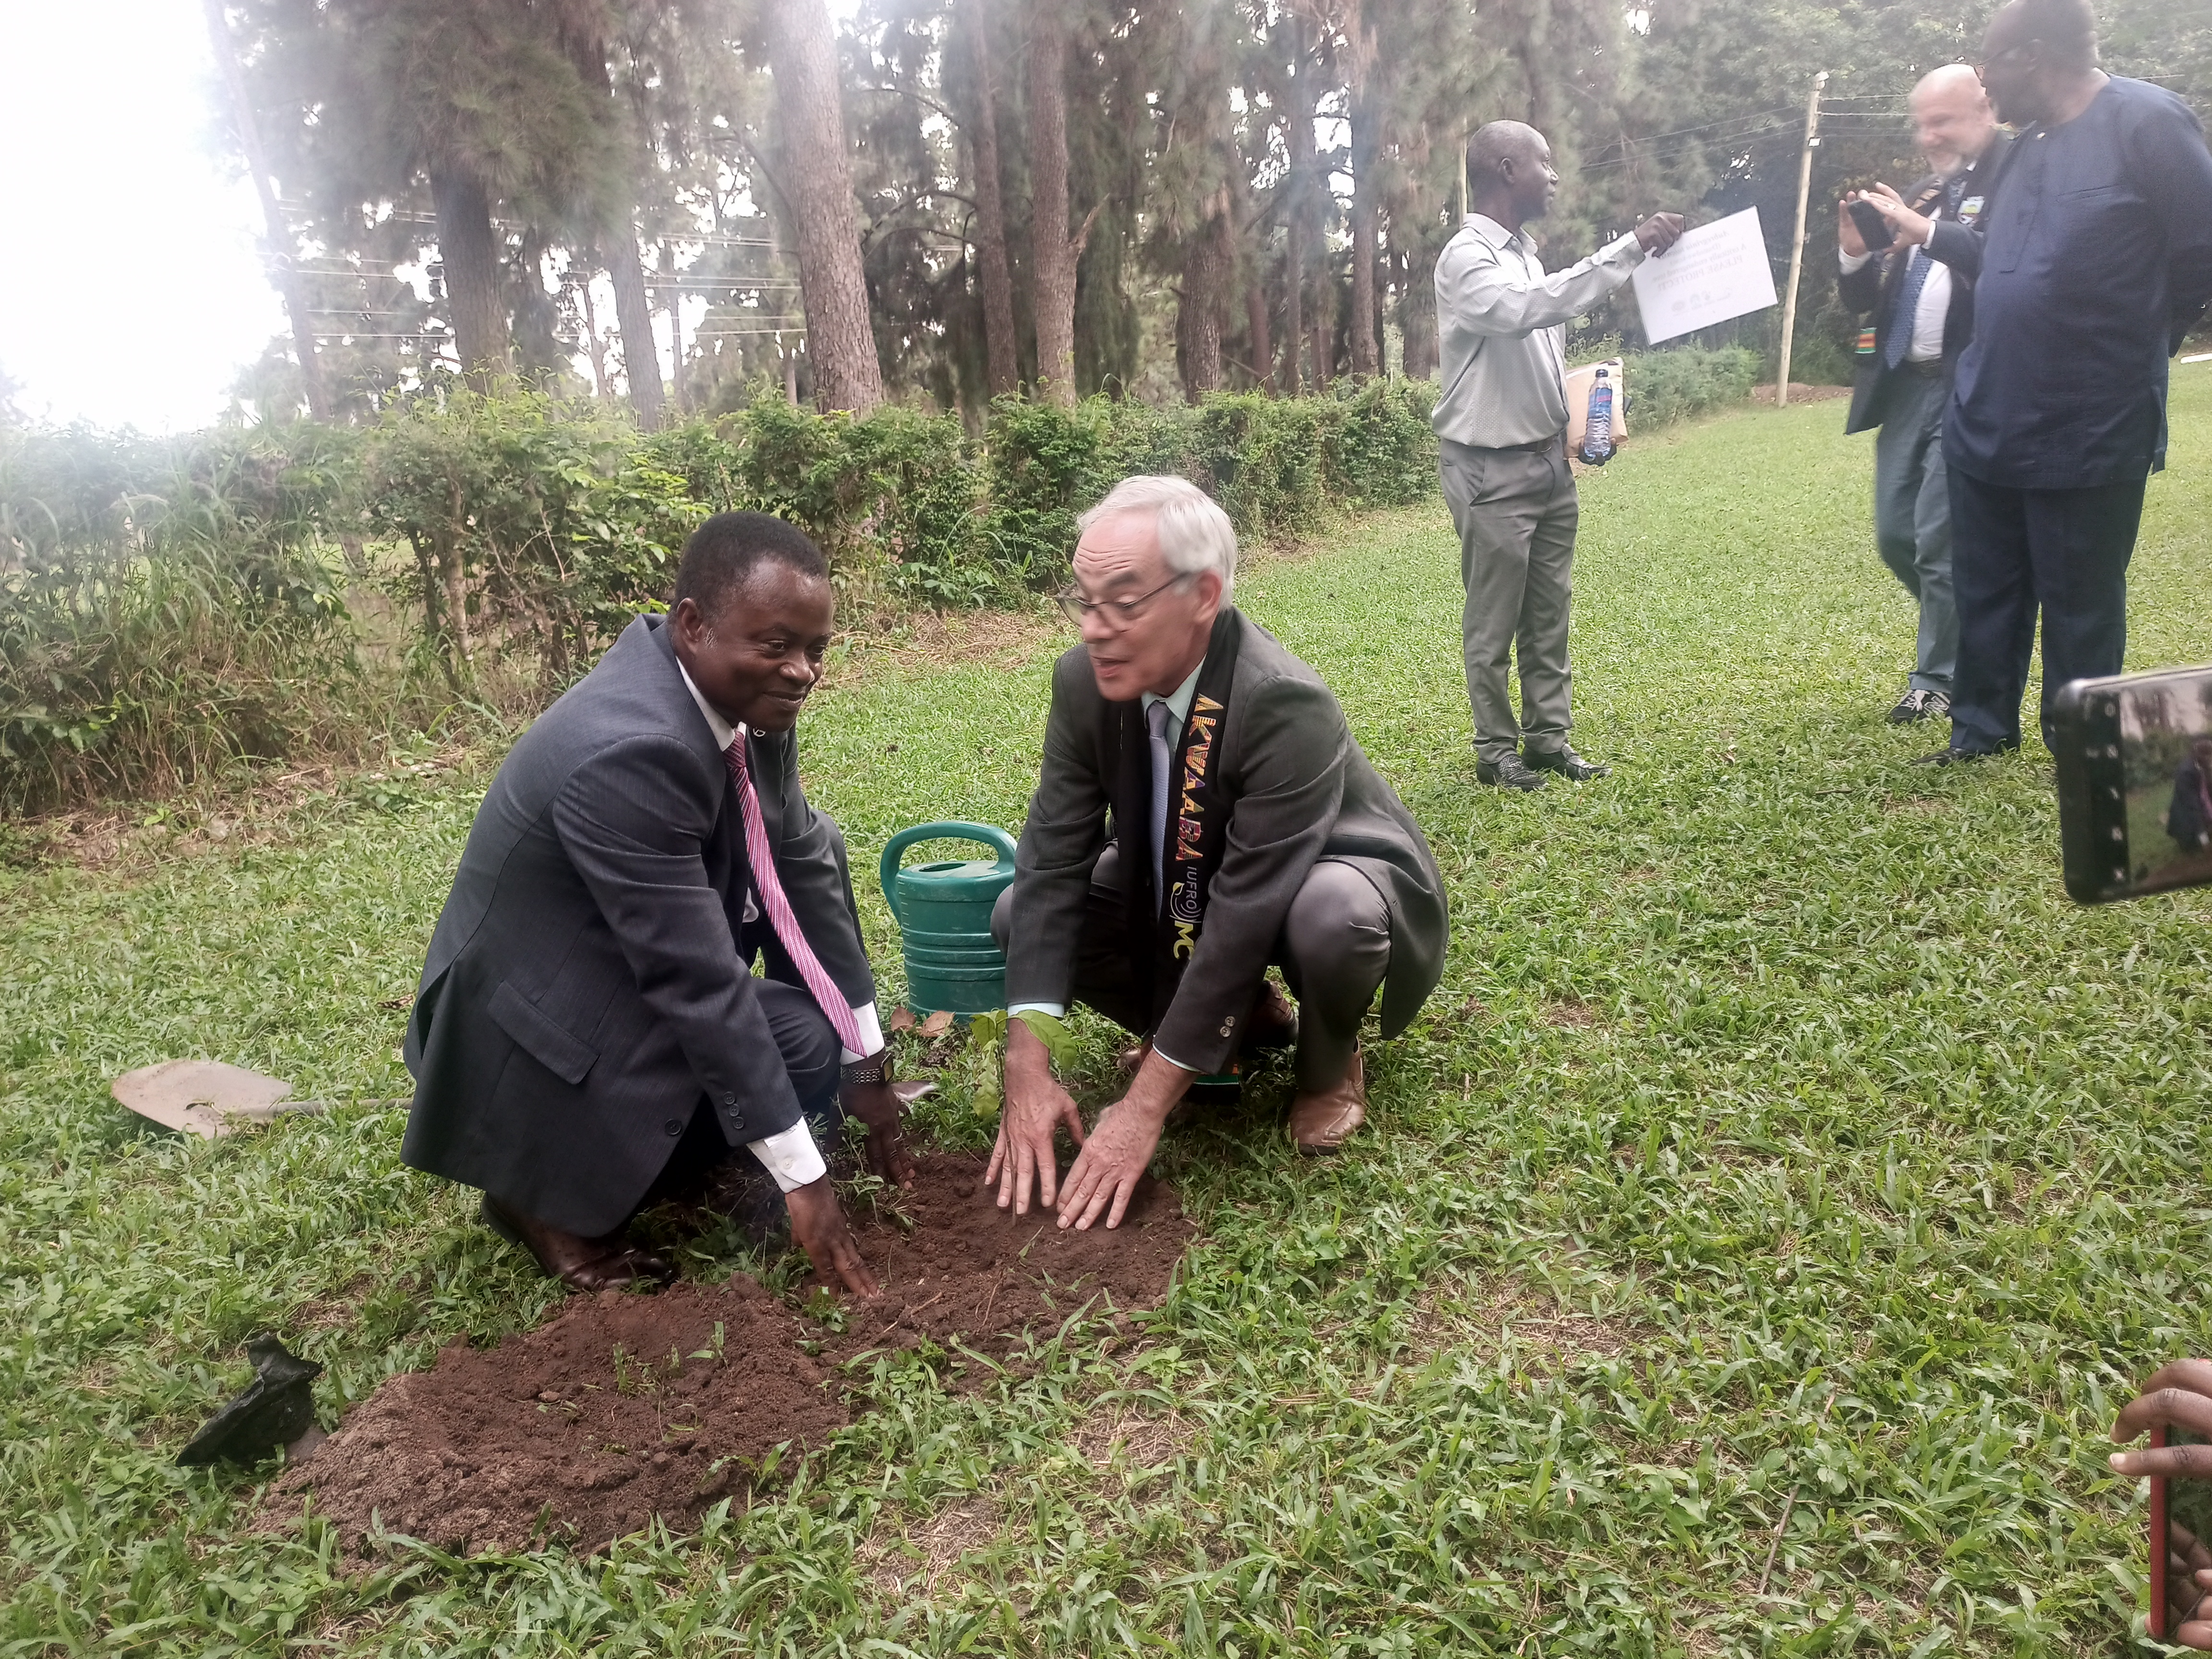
[1975,39,2037,72]
[1052,573,1193,629]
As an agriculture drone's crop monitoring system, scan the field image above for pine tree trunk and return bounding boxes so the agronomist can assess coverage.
[512,230,564,381]
[1231,144,1273,394]
[202,0,330,421]
[1177,193,1231,401]
[962,0,1019,397]
[1025,0,1078,407]
[1311,271,1333,390]
[1402,244,1438,381]
[1348,93,1380,378]
[430,166,512,390]
[1283,18,1312,397]
[1246,260,1274,394]
[764,0,884,413]
[577,280,613,401]
[609,232,665,430]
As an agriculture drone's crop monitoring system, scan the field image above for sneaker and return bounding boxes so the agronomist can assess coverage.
[1887,688,1953,724]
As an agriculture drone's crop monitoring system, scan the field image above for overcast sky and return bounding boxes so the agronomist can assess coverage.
[0,1,286,433]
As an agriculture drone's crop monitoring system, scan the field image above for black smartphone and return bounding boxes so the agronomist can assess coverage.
[2052,665,2212,903]
[1847,197,1896,252]
[2151,1425,2212,1638]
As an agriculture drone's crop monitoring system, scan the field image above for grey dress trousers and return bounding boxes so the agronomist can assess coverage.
[1439,438,1579,767]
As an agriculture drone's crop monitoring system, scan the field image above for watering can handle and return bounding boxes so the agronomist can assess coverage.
[877,820,1020,929]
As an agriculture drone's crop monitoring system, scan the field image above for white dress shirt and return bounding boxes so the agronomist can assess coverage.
[1838,245,1953,362]
[1010,661,1205,1071]
[678,660,886,1192]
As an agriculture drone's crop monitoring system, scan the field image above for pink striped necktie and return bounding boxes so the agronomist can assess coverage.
[724,733,868,1056]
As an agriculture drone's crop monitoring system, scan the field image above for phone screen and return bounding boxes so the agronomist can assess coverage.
[2152,1427,2212,1637]
[1847,198,1896,252]
[2054,665,2212,903]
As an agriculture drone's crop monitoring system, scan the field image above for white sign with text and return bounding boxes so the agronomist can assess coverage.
[1629,207,1779,344]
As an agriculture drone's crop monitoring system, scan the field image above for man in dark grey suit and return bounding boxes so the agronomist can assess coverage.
[988,476,1449,1230]
[403,513,903,1295]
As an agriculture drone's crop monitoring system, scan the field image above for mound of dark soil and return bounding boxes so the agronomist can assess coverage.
[812,1153,1195,1358]
[267,1154,1192,1557]
[267,1276,835,1555]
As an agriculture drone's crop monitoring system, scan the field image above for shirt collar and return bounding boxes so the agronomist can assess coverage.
[1464,213,1527,253]
[1141,660,1206,729]
[676,658,739,751]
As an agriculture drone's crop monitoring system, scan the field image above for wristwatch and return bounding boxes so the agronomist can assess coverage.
[840,1056,891,1086]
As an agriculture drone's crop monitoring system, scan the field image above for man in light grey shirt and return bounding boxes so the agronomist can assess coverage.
[1434,120,1683,789]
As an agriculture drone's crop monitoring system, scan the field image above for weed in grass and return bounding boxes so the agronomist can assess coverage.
[1,380,2209,1652]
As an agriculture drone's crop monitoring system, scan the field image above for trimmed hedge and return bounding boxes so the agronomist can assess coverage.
[0,380,1440,809]
[1619,346,1762,429]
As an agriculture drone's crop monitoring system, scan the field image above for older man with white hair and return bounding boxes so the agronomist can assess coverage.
[1836,64,2005,726]
[988,476,1449,1228]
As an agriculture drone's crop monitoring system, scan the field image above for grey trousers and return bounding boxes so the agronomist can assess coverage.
[1439,438,1579,764]
[993,847,1390,1091]
[1871,370,1959,695]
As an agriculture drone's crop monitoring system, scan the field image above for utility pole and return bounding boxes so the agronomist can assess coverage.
[201,0,331,421]
[1775,70,1828,410]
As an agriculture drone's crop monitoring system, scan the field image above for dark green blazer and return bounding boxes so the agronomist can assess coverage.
[1004,608,1448,1073]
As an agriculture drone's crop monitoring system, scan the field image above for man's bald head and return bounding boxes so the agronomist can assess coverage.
[1467,120,1544,182]
[1466,120,1560,230]
[1909,62,1997,177]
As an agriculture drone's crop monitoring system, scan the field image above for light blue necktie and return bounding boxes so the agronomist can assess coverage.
[1147,698,1174,913]
[1885,249,1931,370]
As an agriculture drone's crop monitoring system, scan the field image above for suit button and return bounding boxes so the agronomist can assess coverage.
[729,1118,745,1136]
[664,1119,683,1136]
[722,1092,736,1106]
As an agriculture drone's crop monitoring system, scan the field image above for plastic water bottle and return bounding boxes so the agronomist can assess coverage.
[1579,368,1615,466]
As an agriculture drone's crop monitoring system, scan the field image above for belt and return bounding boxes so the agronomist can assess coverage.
[1902,358,1943,379]
[1461,429,1567,456]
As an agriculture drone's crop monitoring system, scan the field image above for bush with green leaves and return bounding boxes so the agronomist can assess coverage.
[357,392,705,688]
[1619,346,1763,430]
[1,379,1445,812]
[0,423,361,812]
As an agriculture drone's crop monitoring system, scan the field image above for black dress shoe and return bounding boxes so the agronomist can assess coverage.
[1476,753,1548,791]
[1524,745,1610,781]
[482,1196,674,1293]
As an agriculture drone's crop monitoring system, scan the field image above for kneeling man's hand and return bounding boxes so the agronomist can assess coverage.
[841,1061,914,1188]
[785,1175,880,1298]
[989,1017,1087,1215]
[1055,1049,1189,1233]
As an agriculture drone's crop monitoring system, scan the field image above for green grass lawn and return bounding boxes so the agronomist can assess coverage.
[4,371,2211,1656]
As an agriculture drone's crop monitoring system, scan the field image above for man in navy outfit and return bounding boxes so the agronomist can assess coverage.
[1860,0,2212,763]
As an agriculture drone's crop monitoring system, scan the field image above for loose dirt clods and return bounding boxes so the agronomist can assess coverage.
[268,1154,1193,1557]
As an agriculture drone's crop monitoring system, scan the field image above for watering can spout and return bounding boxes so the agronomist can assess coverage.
[878,821,1019,1018]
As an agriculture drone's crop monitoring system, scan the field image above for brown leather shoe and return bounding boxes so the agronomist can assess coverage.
[1115,1039,1153,1075]
[1286,1049,1365,1154]
[482,1196,674,1293]
[1244,978,1299,1051]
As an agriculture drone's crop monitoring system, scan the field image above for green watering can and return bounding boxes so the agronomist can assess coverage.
[878,821,1019,1016]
